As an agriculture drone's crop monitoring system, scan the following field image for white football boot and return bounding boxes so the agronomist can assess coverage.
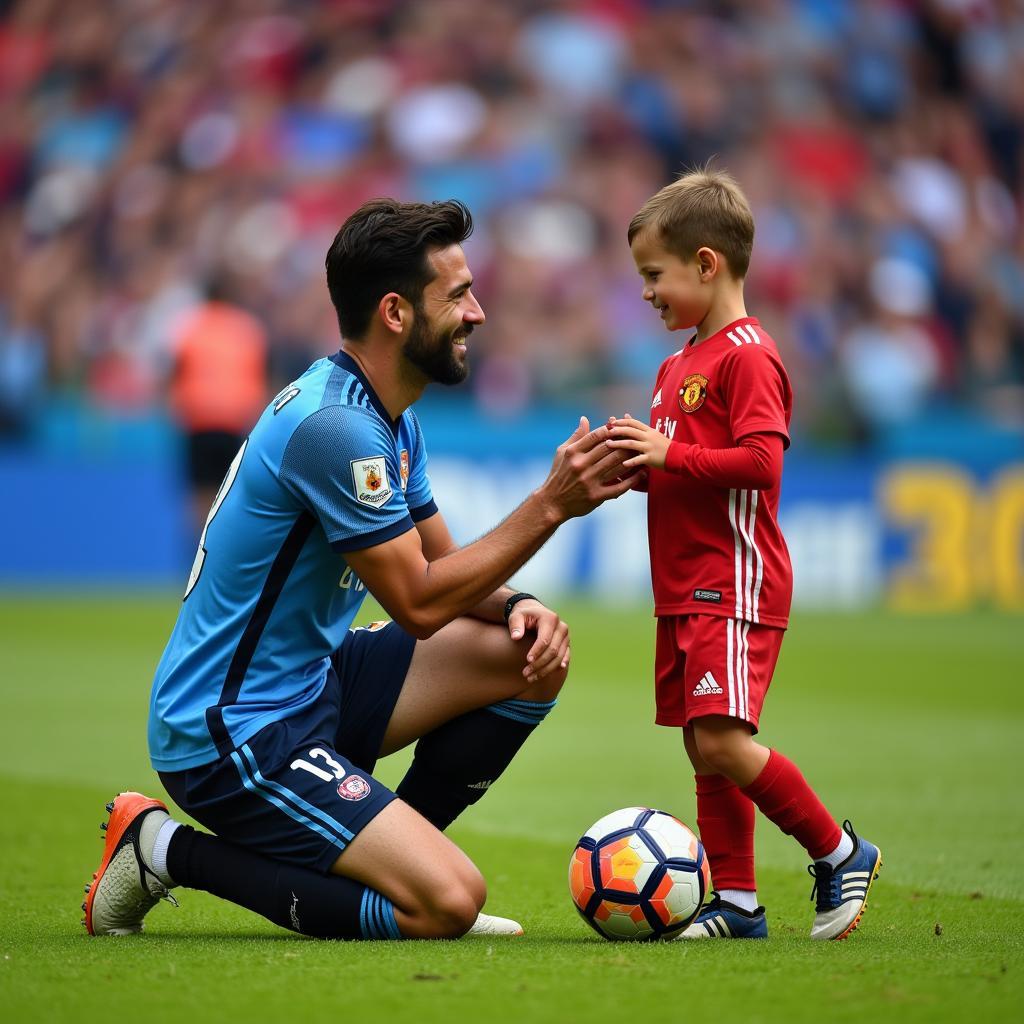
[466,912,524,936]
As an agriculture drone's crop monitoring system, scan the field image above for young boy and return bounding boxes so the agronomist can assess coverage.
[606,170,881,940]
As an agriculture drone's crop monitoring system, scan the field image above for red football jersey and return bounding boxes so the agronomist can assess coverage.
[646,317,794,628]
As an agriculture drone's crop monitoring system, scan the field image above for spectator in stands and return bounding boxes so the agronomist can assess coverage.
[169,274,268,537]
[0,0,1020,451]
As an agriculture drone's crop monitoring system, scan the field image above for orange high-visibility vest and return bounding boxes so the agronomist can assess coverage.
[170,303,268,434]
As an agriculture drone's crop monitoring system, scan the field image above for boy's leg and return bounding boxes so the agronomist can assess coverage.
[691,715,882,940]
[672,616,877,939]
[675,616,843,861]
[656,616,763,939]
[678,725,765,938]
[690,715,842,857]
[683,726,757,905]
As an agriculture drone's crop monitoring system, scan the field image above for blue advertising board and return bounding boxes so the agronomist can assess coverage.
[1,404,1022,611]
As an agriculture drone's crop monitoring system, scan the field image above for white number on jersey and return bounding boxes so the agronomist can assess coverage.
[184,439,248,600]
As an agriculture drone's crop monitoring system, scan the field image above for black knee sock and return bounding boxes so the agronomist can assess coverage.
[165,825,401,939]
[396,697,556,830]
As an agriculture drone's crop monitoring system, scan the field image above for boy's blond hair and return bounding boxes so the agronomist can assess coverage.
[628,168,754,279]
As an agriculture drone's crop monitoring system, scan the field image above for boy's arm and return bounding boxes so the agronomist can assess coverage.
[663,432,783,489]
[663,342,790,488]
[606,417,783,489]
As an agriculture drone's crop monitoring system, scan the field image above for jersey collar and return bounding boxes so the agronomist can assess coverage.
[329,350,402,437]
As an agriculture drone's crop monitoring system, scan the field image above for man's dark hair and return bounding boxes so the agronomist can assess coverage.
[325,198,474,340]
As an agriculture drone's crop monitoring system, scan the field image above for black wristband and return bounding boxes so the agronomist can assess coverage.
[503,592,536,624]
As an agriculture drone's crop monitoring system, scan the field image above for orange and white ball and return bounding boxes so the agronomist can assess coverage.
[569,807,710,941]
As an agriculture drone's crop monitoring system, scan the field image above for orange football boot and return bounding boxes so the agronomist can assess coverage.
[82,792,177,936]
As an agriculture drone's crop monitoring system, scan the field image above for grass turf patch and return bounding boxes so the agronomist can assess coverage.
[0,595,1021,1022]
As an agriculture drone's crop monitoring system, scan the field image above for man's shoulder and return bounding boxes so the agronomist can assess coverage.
[276,361,381,430]
[287,357,370,414]
[280,403,388,466]
[247,365,385,476]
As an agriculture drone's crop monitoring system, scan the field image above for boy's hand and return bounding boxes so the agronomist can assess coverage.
[606,415,671,470]
[539,416,636,520]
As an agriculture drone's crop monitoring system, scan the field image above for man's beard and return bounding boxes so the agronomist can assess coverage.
[402,307,471,386]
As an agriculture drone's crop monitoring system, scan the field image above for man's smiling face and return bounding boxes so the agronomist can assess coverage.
[403,244,485,385]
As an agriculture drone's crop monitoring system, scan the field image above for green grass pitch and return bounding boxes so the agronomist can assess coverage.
[0,594,1021,1022]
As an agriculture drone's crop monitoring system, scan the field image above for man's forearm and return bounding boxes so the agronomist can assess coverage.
[354,418,633,638]
[422,536,532,626]
[465,585,518,624]
[411,491,560,633]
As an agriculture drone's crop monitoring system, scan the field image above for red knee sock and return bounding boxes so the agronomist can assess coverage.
[741,750,840,860]
[695,773,756,891]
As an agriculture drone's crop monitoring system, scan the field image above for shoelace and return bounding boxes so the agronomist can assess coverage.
[808,820,862,911]
[698,892,724,916]
[130,828,179,908]
[807,862,839,912]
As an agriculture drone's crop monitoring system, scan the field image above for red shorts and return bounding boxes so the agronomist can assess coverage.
[654,615,785,732]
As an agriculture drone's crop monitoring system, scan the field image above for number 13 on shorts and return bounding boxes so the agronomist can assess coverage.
[290,748,346,783]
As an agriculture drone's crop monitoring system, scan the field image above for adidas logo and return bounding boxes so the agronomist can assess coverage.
[468,779,493,791]
[651,388,663,410]
[692,671,723,696]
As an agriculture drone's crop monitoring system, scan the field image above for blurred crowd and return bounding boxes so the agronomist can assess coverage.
[1,0,1022,447]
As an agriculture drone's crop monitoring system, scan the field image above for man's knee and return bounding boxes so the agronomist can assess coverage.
[428,884,485,938]
[417,865,486,938]
[518,660,568,703]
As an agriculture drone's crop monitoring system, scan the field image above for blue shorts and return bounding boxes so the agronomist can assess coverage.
[160,621,416,874]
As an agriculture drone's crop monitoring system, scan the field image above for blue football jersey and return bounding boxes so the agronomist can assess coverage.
[149,351,437,772]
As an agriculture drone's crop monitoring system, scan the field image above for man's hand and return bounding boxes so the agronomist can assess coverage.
[606,415,671,470]
[507,598,570,682]
[538,416,636,521]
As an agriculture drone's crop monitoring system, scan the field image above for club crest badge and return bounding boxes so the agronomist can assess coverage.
[400,449,409,491]
[351,456,394,507]
[337,775,371,801]
[679,373,709,414]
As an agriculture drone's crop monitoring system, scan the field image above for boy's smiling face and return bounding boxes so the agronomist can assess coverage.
[630,228,710,332]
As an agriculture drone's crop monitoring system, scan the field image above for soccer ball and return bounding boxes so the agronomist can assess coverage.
[569,806,710,941]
